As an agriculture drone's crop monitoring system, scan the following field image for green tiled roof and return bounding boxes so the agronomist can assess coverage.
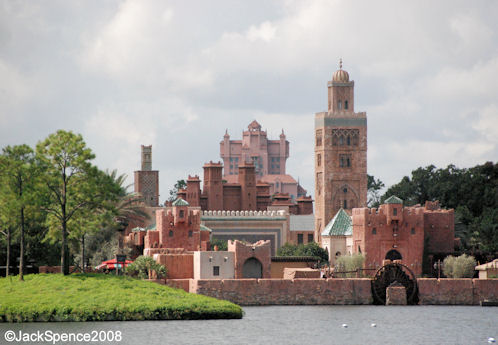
[172,198,189,206]
[384,195,403,204]
[321,208,352,236]
[200,224,212,232]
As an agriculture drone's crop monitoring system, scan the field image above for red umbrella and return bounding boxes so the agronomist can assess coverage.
[96,259,133,270]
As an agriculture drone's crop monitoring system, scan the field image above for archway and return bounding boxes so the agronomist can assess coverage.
[385,249,402,261]
[242,257,263,278]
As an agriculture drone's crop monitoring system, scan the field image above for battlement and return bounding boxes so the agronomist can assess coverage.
[203,160,223,167]
[202,210,287,218]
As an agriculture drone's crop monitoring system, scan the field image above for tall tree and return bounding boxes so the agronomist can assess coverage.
[36,130,113,275]
[0,145,38,280]
[367,174,385,207]
[167,179,186,202]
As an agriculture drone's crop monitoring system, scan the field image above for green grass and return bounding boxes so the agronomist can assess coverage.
[0,274,242,322]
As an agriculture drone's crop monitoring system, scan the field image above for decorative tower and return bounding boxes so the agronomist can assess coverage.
[134,145,159,207]
[203,161,224,211]
[314,60,367,242]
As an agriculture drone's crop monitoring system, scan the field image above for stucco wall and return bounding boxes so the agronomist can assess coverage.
[193,251,235,279]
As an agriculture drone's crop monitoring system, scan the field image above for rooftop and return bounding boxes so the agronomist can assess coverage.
[321,208,352,236]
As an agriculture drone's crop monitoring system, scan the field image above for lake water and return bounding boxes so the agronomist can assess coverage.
[1,305,496,345]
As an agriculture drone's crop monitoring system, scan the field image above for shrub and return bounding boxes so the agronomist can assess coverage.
[277,242,329,264]
[442,254,476,278]
[334,254,365,277]
[125,256,167,279]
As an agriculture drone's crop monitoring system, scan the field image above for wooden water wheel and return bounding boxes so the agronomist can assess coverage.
[371,262,418,305]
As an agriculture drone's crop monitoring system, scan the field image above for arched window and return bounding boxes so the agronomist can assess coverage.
[345,100,349,109]
[343,200,348,209]
[338,100,342,110]
[347,136,351,145]
[169,230,174,237]
[339,136,344,146]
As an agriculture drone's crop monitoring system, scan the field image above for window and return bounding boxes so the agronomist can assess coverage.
[339,136,344,146]
[347,136,351,145]
[338,100,342,109]
[179,210,184,218]
[345,100,349,109]
[308,234,314,243]
[317,154,321,167]
[213,266,220,276]
[343,200,348,209]
[339,154,351,168]
[343,187,348,193]
[411,228,416,235]
[188,230,193,237]
[393,208,397,216]
[316,130,322,146]
[372,228,377,235]
[169,230,173,237]
[297,234,303,244]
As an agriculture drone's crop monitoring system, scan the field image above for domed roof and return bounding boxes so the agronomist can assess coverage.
[332,58,349,82]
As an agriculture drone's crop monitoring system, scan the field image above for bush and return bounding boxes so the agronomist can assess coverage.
[277,242,329,264]
[125,256,167,279]
[334,254,365,277]
[442,254,476,278]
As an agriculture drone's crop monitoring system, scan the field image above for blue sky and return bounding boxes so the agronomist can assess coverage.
[1,0,497,201]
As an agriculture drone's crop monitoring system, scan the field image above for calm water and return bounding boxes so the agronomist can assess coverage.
[1,306,496,345]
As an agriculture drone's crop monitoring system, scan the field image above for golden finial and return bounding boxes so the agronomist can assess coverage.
[339,58,343,70]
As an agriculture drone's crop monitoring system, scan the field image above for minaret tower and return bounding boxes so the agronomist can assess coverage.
[314,60,367,242]
[134,145,160,207]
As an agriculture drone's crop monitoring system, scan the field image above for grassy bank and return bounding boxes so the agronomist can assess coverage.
[0,274,242,322]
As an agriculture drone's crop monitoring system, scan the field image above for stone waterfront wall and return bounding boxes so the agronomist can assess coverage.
[160,278,498,306]
[189,278,372,305]
[418,278,498,305]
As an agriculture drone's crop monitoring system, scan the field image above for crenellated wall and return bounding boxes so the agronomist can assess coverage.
[162,278,498,306]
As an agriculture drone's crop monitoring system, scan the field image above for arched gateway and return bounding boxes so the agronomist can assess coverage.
[242,258,263,278]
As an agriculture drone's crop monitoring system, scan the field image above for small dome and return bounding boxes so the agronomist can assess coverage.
[332,58,349,82]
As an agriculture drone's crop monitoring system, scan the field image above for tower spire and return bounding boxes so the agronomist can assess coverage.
[339,58,343,70]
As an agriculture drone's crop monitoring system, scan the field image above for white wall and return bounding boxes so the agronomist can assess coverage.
[193,251,235,279]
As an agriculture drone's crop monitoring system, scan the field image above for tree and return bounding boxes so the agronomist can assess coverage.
[167,180,186,202]
[36,130,116,275]
[0,145,39,280]
[443,254,476,278]
[367,174,385,207]
[277,242,329,264]
[125,256,167,279]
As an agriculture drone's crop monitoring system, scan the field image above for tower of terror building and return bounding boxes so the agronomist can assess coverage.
[134,145,159,207]
[315,61,367,242]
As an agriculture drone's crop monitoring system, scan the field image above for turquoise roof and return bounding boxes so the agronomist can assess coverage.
[200,224,212,232]
[385,195,403,204]
[172,198,189,206]
[321,208,352,236]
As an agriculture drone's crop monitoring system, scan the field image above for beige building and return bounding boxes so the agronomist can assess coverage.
[321,208,353,266]
[475,259,498,279]
[193,251,235,279]
[314,61,367,243]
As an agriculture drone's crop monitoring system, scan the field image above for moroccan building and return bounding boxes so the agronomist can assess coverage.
[314,61,368,242]
[134,145,159,207]
[221,120,307,201]
[352,196,455,275]
[179,161,313,215]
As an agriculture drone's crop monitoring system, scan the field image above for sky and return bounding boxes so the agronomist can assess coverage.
[1,0,497,202]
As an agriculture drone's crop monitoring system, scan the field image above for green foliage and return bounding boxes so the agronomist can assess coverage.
[210,238,228,251]
[277,242,329,264]
[367,174,385,207]
[125,256,167,279]
[334,254,365,277]
[0,274,242,321]
[168,179,187,202]
[382,162,497,252]
[442,254,477,278]
[36,130,122,275]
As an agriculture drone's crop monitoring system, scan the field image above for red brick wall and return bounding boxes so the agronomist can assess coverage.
[418,278,473,305]
[424,210,454,253]
[190,278,372,305]
[223,185,242,211]
[154,254,194,279]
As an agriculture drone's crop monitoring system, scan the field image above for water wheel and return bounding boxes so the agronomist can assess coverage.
[371,263,418,305]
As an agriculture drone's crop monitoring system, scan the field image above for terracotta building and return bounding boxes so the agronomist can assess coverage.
[134,145,159,207]
[352,196,455,275]
[221,120,307,201]
[180,161,313,214]
[315,60,367,242]
[137,198,211,255]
